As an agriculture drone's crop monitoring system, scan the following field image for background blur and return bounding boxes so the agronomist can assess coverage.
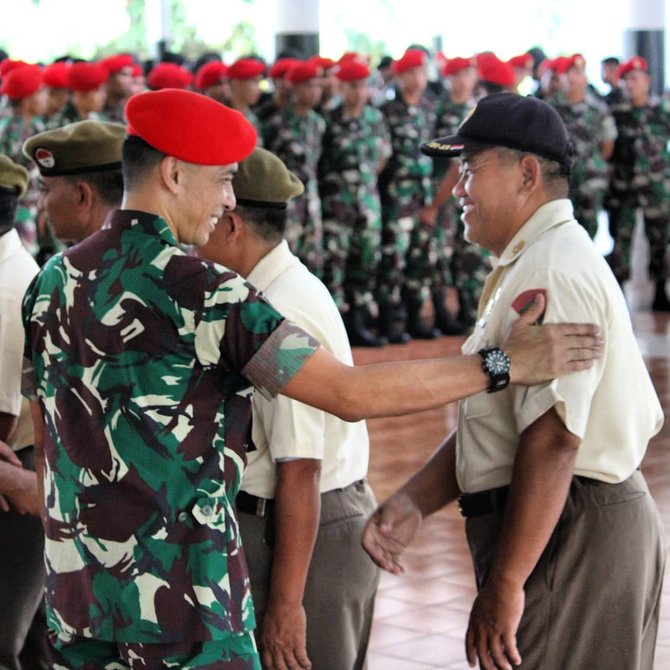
[2,0,669,93]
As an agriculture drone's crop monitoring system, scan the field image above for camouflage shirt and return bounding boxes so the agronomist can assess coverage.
[22,210,319,644]
[609,96,670,197]
[319,104,391,215]
[378,96,435,205]
[0,113,46,256]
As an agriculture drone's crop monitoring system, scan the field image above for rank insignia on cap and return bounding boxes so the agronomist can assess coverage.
[425,141,464,152]
[34,147,55,169]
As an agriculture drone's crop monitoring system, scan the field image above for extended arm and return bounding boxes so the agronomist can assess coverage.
[282,295,602,422]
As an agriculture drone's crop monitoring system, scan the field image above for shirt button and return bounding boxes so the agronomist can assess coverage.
[177,512,189,522]
[201,505,214,517]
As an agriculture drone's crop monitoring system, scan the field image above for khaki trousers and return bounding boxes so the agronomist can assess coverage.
[466,470,666,670]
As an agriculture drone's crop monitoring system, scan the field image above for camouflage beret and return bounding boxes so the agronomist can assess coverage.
[22,120,126,177]
[0,154,29,197]
[233,147,304,209]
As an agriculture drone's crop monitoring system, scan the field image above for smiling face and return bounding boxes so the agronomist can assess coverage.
[173,162,237,247]
[452,148,526,256]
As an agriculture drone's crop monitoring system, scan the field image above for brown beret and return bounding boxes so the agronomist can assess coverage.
[233,147,304,209]
[0,154,29,197]
[22,120,126,177]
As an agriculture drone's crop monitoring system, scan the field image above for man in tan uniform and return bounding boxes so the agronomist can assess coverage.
[364,93,665,670]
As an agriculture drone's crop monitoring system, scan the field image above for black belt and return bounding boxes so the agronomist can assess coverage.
[458,485,510,518]
[236,490,272,517]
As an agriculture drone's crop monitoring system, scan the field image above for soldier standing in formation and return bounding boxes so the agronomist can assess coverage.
[548,54,617,238]
[378,48,440,342]
[319,59,391,346]
[263,60,326,276]
[606,56,670,310]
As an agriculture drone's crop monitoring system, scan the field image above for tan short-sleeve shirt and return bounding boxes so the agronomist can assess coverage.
[457,199,663,493]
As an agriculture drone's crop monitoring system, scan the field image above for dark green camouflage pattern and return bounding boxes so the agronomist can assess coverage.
[50,630,260,669]
[319,104,391,308]
[378,97,436,304]
[262,107,325,276]
[549,91,617,238]
[23,210,319,645]
[0,114,45,256]
[606,96,670,282]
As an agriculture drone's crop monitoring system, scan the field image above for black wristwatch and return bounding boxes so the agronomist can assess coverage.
[478,346,511,393]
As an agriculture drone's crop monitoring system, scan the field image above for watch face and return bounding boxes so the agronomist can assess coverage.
[486,350,510,375]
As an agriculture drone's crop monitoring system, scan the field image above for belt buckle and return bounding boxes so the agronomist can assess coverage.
[256,498,267,517]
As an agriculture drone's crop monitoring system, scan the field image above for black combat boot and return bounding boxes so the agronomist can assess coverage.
[431,290,468,335]
[378,301,411,344]
[406,297,441,339]
[652,279,670,311]
[344,307,388,347]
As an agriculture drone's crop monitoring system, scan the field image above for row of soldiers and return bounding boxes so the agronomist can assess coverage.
[1,45,669,348]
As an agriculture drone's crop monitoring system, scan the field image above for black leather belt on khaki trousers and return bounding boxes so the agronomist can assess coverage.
[458,485,510,518]
[236,479,367,518]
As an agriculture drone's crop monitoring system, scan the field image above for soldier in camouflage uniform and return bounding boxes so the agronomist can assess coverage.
[0,64,47,258]
[548,54,617,238]
[606,56,670,310]
[319,59,391,346]
[378,48,440,341]
[426,56,486,331]
[262,61,325,277]
[100,54,135,123]
[49,61,109,129]
[228,58,266,143]
[22,90,320,670]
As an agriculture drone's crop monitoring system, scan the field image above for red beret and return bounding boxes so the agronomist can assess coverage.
[227,58,265,80]
[478,55,515,87]
[286,61,322,84]
[0,59,28,77]
[1,64,43,100]
[392,49,425,75]
[336,60,370,82]
[268,58,301,79]
[310,56,337,71]
[126,89,257,165]
[443,56,476,76]
[618,55,648,78]
[43,61,70,88]
[195,61,228,90]
[338,52,365,65]
[508,53,534,69]
[67,61,109,93]
[100,54,135,75]
[555,53,586,75]
[147,62,192,90]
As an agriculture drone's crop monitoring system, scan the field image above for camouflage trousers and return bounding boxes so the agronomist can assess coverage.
[606,193,670,283]
[49,631,260,670]
[570,175,609,239]
[286,189,323,279]
[434,200,491,326]
[322,207,381,310]
[378,197,437,305]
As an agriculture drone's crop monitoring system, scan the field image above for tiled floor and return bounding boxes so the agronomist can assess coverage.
[353,307,670,670]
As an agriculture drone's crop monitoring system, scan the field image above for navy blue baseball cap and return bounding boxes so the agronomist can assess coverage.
[421,92,572,170]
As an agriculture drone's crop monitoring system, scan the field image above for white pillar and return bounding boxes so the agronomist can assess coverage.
[145,0,172,60]
[275,0,320,59]
[624,0,665,93]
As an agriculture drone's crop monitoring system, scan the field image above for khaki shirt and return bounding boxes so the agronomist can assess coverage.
[457,199,663,493]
